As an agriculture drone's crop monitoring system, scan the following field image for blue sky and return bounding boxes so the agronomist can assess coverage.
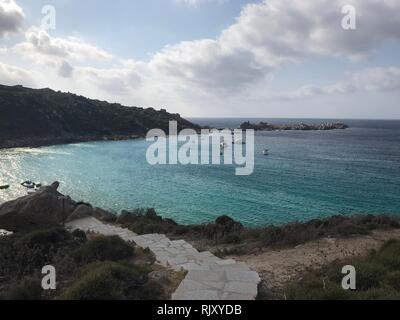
[17,0,251,59]
[1,0,400,118]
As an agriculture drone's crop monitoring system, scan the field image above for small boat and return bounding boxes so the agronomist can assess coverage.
[0,229,13,237]
[21,180,42,192]
[263,149,269,156]
[0,184,10,190]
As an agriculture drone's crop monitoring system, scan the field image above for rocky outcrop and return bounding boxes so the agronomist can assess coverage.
[240,121,349,131]
[66,204,93,222]
[0,182,73,232]
[0,182,116,232]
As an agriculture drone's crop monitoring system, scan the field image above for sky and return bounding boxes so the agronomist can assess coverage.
[0,0,399,119]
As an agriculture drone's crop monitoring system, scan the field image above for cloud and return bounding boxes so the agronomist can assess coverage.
[278,67,400,100]
[0,62,34,86]
[2,0,400,118]
[151,0,400,94]
[0,0,24,37]
[74,66,142,95]
[58,60,74,78]
[150,39,270,93]
[14,27,113,65]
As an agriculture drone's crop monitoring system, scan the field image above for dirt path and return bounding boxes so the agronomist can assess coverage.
[229,229,400,293]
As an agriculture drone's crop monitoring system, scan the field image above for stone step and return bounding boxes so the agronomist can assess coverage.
[65,217,260,301]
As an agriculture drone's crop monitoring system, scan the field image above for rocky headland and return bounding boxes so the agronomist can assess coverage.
[240,121,349,131]
[0,84,200,149]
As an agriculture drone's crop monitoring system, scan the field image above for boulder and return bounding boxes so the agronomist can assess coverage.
[0,181,75,232]
[93,207,116,222]
[66,204,93,222]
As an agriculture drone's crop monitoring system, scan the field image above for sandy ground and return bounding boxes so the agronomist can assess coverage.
[229,229,400,293]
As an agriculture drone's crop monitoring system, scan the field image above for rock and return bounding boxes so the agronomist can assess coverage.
[148,270,170,283]
[240,121,349,131]
[93,207,116,222]
[66,204,93,222]
[0,181,75,232]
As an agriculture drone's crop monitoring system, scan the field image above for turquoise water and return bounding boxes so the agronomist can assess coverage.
[1,119,399,227]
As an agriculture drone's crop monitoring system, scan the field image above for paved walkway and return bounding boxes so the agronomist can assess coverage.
[66,217,260,300]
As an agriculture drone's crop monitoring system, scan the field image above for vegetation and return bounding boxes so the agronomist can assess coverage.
[118,209,400,254]
[0,227,166,300]
[284,239,400,300]
[0,84,200,149]
[240,121,349,131]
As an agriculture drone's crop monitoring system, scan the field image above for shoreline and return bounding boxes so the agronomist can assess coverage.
[0,120,351,151]
[1,184,399,231]
[0,134,143,151]
[2,185,400,300]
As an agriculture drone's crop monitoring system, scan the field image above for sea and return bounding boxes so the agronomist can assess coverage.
[0,118,399,227]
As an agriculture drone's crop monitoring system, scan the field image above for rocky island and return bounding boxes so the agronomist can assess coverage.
[240,121,349,131]
[0,84,200,149]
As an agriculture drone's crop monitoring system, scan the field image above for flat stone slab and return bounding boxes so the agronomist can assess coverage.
[65,217,260,300]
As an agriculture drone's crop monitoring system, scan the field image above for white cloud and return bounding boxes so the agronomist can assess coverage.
[0,0,24,37]
[0,62,35,86]
[2,0,400,118]
[14,27,113,65]
[278,67,400,100]
[58,60,74,78]
[151,0,400,94]
[74,66,142,95]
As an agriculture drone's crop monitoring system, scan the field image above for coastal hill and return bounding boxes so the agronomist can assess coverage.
[0,84,200,149]
[240,121,349,131]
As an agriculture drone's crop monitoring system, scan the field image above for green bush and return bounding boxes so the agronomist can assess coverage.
[62,261,150,300]
[285,239,400,300]
[355,262,388,290]
[73,236,134,264]
[375,239,400,269]
[5,277,43,300]
[383,271,400,291]
[0,228,79,278]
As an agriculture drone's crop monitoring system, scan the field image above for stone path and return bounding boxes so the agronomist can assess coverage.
[65,217,260,300]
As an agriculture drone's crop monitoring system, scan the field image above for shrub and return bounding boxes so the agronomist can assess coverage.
[375,239,400,269]
[383,271,400,291]
[284,240,400,300]
[62,261,152,300]
[355,262,388,290]
[286,277,352,300]
[73,236,134,264]
[0,228,79,278]
[5,277,43,300]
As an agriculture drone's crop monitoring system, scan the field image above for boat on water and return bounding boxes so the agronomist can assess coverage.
[21,180,42,193]
[263,149,269,155]
[0,229,13,237]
